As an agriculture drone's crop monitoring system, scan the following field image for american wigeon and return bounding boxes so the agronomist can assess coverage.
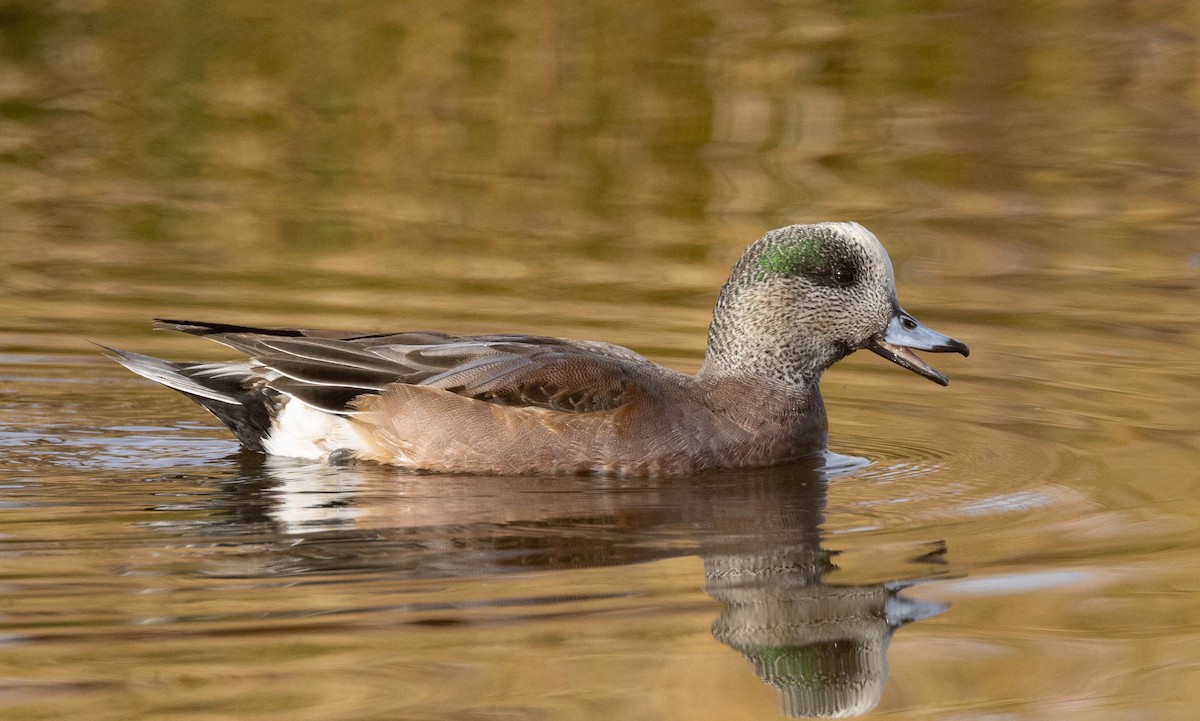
[108,222,967,475]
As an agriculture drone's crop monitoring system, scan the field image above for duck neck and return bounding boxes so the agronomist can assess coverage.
[698,286,836,388]
[693,371,829,460]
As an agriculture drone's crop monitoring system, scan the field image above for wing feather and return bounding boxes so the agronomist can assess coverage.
[151,320,644,415]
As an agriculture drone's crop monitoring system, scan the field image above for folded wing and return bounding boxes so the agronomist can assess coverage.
[153,319,642,415]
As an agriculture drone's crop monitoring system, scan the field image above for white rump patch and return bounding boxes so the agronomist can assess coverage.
[262,398,368,460]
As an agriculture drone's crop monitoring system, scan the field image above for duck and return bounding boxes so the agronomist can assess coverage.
[107,222,968,475]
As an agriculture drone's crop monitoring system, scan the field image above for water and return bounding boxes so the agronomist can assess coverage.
[2,1,1200,718]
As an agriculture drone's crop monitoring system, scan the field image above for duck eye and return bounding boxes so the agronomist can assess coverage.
[832,266,856,286]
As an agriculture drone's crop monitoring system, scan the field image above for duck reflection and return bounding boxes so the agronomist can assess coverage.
[203,452,949,718]
[704,528,946,717]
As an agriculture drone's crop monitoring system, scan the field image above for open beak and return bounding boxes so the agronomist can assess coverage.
[865,308,969,386]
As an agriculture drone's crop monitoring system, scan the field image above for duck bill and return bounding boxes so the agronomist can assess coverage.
[865,309,969,386]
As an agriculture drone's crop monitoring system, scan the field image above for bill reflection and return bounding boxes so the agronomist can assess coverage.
[706,543,946,717]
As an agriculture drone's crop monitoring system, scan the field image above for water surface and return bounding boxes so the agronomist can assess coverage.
[2,1,1199,719]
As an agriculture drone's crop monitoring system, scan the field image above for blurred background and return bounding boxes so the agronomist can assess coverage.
[2,0,1195,355]
[1,1,1199,720]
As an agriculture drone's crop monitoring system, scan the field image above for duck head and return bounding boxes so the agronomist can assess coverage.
[703,222,969,386]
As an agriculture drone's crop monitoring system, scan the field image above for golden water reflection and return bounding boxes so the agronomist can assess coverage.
[224,455,950,718]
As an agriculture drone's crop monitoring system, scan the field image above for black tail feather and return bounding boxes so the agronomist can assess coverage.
[187,389,276,452]
[154,319,308,338]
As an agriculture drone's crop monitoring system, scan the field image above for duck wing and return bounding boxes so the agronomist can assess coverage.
[154,319,650,415]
